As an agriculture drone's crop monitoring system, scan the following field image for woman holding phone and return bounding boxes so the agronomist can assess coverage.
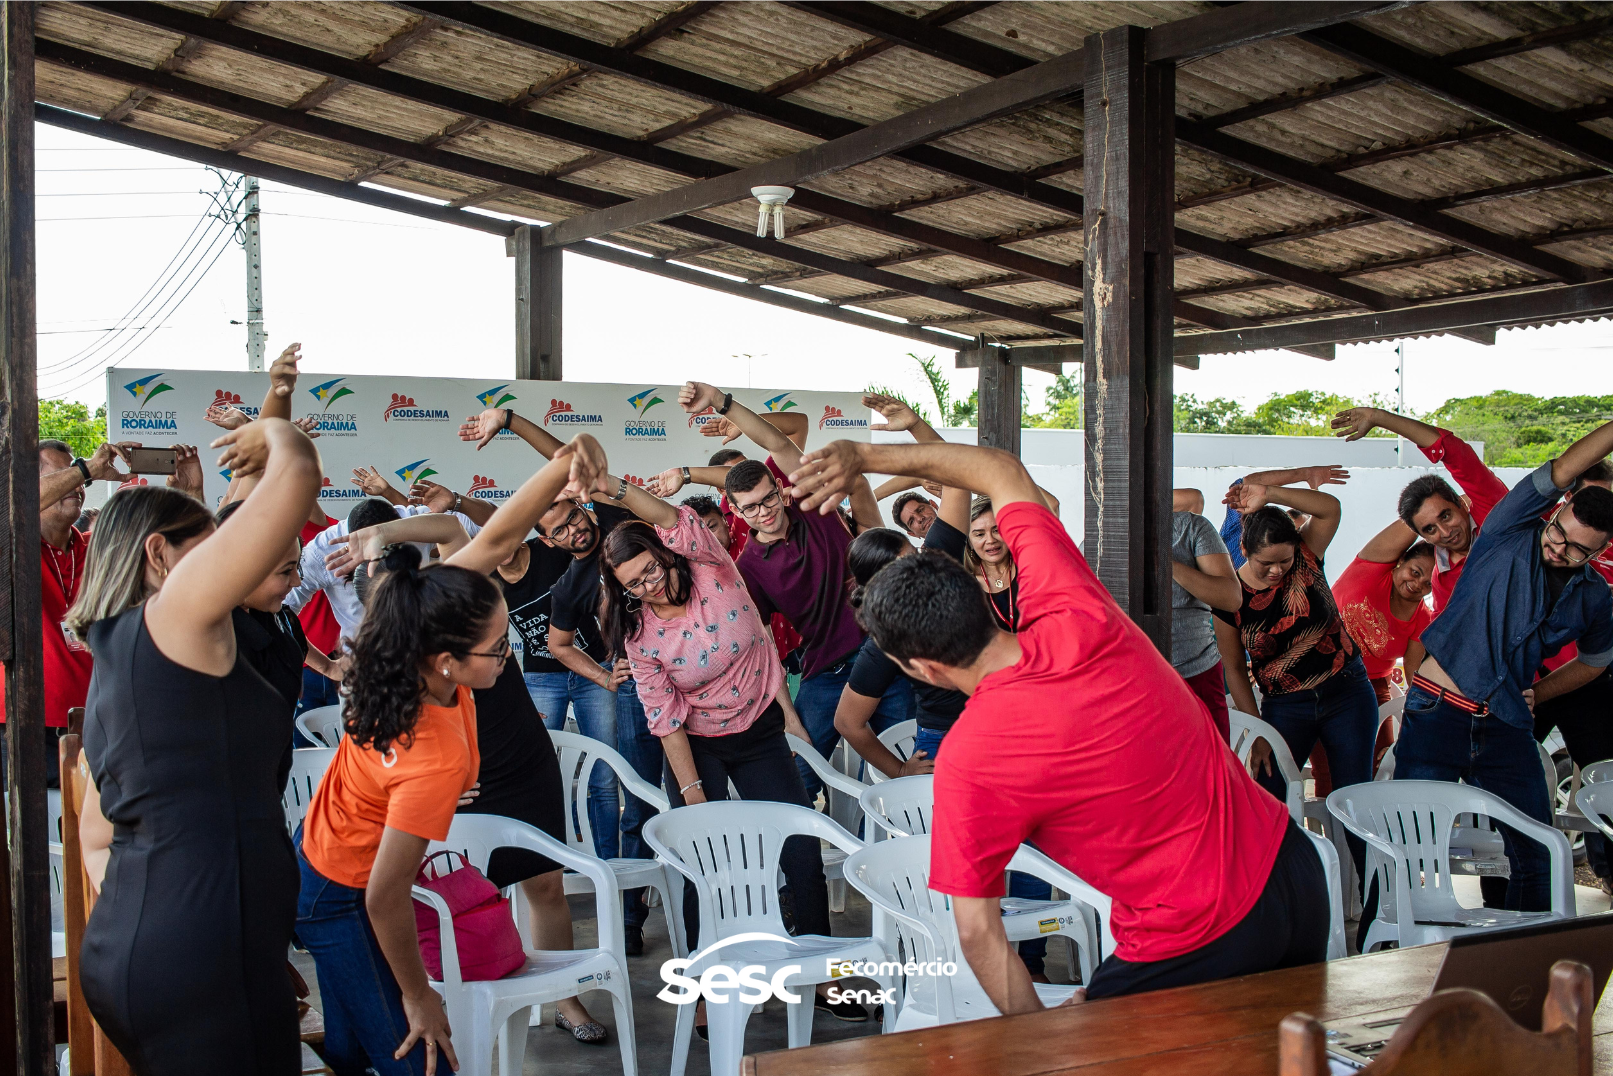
[68,418,320,1076]
[294,434,610,1076]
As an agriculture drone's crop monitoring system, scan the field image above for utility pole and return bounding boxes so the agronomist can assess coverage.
[243,175,265,370]
[1395,339,1406,465]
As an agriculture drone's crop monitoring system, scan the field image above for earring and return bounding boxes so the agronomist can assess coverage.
[441,667,449,677]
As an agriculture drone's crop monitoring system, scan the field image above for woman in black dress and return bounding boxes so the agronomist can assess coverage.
[67,418,320,1076]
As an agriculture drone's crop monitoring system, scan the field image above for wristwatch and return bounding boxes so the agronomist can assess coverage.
[615,476,629,501]
[70,457,92,484]
[681,466,692,485]
[716,392,733,415]
[452,492,463,513]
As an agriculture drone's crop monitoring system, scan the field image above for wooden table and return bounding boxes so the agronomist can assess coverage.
[743,944,1613,1074]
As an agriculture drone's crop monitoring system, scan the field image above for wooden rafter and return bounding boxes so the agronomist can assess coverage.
[782,1,1034,78]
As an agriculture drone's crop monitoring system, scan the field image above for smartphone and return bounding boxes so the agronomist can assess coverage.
[125,447,177,475]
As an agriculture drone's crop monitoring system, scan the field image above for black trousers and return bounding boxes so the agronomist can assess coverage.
[664,702,830,950]
[1535,667,1613,881]
[1085,822,1329,999]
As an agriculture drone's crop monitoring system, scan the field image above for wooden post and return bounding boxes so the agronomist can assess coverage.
[509,225,561,380]
[2,5,56,1074]
[1082,24,1174,653]
[975,338,1021,456]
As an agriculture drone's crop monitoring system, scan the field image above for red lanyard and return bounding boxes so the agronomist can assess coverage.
[986,569,1019,632]
[45,538,78,605]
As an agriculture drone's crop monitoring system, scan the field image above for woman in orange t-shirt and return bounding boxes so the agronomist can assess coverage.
[297,434,611,1076]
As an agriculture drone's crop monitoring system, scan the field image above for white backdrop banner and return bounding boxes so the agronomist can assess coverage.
[106,369,871,512]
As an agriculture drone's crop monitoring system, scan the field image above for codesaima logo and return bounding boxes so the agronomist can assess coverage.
[318,476,366,501]
[762,392,798,413]
[117,475,150,489]
[818,405,869,431]
[625,387,667,439]
[382,393,450,423]
[543,398,603,426]
[395,459,438,486]
[687,405,720,430]
[210,389,260,418]
[467,474,513,501]
[476,384,518,410]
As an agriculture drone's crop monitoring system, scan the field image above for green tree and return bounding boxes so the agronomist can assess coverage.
[39,399,106,457]
[1427,390,1613,466]
[908,352,954,424]
[949,389,978,427]
[1174,393,1256,433]
[1028,372,1081,429]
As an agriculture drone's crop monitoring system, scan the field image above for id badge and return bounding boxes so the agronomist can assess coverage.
[62,619,86,653]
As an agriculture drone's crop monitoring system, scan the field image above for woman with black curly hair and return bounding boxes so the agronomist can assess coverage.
[295,433,609,1076]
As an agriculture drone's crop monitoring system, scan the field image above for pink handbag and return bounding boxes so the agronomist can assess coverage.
[412,850,526,982]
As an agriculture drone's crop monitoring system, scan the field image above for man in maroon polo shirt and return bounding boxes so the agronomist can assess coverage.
[0,440,128,784]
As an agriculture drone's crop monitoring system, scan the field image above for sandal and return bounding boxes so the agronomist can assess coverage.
[554,1010,609,1045]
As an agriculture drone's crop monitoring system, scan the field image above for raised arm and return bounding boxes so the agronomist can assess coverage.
[680,382,803,474]
[1173,488,1205,515]
[1225,482,1342,558]
[446,433,611,576]
[701,411,810,451]
[1356,518,1418,565]
[847,475,882,534]
[259,342,301,422]
[1331,407,1441,448]
[599,475,679,530]
[1242,464,1350,490]
[864,392,944,444]
[458,406,565,458]
[351,465,407,506]
[326,514,472,580]
[408,478,496,527]
[40,442,126,511]
[148,419,320,673]
[645,464,731,499]
[790,441,1040,518]
[1553,418,1613,491]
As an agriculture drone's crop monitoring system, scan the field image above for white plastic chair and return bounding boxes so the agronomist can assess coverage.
[294,704,344,748]
[548,730,685,956]
[1573,781,1613,845]
[842,834,1077,1031]
[860,720,918,786]
[1327,780,1576,953]
[785,733,867,914]
[1228,710,1304,822]
[282,747,335,836]
[643,801,895,1076]
[1300,826,1347,960]
[417,814,637,1076]
[857,774,1109,977]
[1580,759,1613,786]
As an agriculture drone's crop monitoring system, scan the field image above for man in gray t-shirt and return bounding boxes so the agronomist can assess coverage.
[1169,507,1241,741]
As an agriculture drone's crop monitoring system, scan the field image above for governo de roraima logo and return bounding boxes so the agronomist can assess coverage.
[307,377,355,412]
[123,373,174,409]
[477,384,518,409]
[627,387,665,416]
[763,392,798,413]
[394,458,438,485]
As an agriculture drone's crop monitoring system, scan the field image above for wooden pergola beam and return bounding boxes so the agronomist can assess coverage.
[529,1,1394,248]
[1300,22,1613,173]
[34,104,980,355]
[783,1,1033,78]
[1176,118,1603,284]
[1438,15,1613,67]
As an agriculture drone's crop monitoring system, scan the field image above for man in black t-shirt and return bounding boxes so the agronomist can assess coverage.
[462,405,675,955]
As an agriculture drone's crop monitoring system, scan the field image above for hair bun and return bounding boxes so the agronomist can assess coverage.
[848,583,868,610]
[381,543,423,575]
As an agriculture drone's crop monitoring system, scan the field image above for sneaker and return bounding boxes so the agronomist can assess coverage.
[814,993,870,1022]
[624,924,644,957]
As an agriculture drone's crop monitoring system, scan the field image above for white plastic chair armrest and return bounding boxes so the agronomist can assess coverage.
[786,733,869,799]
[1323,801,1412,865]
[1455,791,1576,918]
[411,885,464,988]
[618,769,670,813]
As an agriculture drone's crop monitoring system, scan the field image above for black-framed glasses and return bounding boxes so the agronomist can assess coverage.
[623,562,667,597]
[736,490,782,518]
[1545,510,1603,565]
[546,506,588,540]
[466,637,512,661]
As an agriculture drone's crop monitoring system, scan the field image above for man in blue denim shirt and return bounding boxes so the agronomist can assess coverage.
[1403,426,1613,912]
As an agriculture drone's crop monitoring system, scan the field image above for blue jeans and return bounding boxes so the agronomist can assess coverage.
[913,726,946,763]
[1396,685,1555,912]
[614,677,665,930]
[294,831,426,1076]
[526,669,621,859]
[792,650,912,796]
[1259,655,1377,888]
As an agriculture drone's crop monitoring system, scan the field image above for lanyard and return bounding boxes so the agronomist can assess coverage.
[45,538,78,606]
[986,569,1019,632]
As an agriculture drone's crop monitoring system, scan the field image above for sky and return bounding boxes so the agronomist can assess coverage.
[34,121,1613,420]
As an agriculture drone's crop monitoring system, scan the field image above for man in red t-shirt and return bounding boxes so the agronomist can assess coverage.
[1333,407,1509,613]
[789,439,1322,1008]
[1,440,131,781]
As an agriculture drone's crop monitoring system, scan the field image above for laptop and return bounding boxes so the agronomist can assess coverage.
[1325,913,1613,1069]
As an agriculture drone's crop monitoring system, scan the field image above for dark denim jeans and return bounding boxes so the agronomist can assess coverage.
[294,830,427,1076]
[1259,655,1377,888]
[1534,668,1613,884]
[1396,684,1555,912]
[792,650,911,797]
[614,677,664,930]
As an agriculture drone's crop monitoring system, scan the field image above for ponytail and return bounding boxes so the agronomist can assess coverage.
[341,544,502,753]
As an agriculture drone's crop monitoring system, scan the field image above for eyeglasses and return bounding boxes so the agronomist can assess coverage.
[1545,510,1604,565]
[623,562,667,597]
[546,506,589,540]
[466,637,512,661]
[735,490,782,518]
